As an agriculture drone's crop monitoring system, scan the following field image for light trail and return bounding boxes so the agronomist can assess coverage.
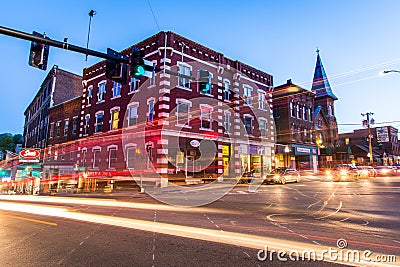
[0,195,239,215]
[0,201,398,266]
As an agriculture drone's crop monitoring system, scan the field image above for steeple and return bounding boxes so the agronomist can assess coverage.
[311,50,338,100]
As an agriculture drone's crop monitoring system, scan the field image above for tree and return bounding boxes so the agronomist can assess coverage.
[0,133,22,160]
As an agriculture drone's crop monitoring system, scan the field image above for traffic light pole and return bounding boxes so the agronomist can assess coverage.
[0,25,197,81]
[0,25,128,64]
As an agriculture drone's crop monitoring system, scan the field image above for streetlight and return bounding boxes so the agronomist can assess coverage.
[284,145,290,168]
[362,112,374,164]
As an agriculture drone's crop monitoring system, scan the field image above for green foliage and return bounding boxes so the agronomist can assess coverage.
[0,133,22,159]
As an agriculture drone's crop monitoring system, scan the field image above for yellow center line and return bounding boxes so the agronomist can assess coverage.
[4,214,58,226]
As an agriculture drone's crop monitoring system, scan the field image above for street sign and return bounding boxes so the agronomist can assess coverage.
[19,148,41,163]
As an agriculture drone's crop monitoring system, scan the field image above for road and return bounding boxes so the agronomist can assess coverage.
[0,175,399,266]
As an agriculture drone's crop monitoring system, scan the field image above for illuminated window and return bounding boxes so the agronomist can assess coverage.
[111,109,119,130]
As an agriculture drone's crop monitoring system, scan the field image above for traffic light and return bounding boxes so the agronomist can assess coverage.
[198,69,210,93]
[106,48,128,85]
[131,46,145,79]
[130,46,155,79]
[28,31,49,70]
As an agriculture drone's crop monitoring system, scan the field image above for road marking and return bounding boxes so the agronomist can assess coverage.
[316,201,342,219]
[393,240,400,244]
[1,201,399,267]
[339,217,349,222]
[5,214,57,226]
[312,241,321,245]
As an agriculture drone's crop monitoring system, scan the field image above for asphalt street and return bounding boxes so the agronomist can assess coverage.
[0,175,399,266]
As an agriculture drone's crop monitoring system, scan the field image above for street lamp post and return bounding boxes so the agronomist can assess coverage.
[361,112,374,164]
[284,145,290,168]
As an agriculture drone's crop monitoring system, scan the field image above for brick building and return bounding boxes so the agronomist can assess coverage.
[23,65,82,149]
[273,79,318,172]
[42,96,83,183]
[338,126,400,165]
[77,31,275,188]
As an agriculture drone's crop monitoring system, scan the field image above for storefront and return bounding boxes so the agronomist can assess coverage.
[291,144,318,172]
[238,144,273,178]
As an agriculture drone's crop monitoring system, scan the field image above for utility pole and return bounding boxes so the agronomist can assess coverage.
[361,112,374,164]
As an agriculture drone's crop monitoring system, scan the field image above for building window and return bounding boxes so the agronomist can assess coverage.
[304,128,308,141]
[243,85,252,105]
[258,91,266,110]
[200,106,212,130]
[291,124,295,140]
[148,100,154,123]
[223,80,231,101]
[177,101,190,126]
[308,107,312,121]
[303,106,307,120]
[130,78,140,93]
[244,115,253,135]
[273,105,280,118]
[82,148,87,166]
[259,119,266,137]
[56,121,61,137]
[84,115,90,135]
[297,105,301,119]
[93,148,101,168]
[63,119,68,136]
[178,64,191,89]
[146,144,153,170]
[97,82,106,102]
[111,109,119,130]
[126,146,137,168]
[328,104,333,116]
[290,101,296,117]
[112,82,121,98]
[49,122,54,138]
[128,105,138,126]
[298,127,301,141]
[224,111,231,134]
[87,86,93,106]
[72,117,78,135]
[108,147,117,169]
[95,113,103,133]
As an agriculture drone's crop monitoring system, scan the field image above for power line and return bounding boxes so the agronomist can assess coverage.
[147,0,161,32]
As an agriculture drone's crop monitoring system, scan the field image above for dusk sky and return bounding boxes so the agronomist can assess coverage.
[0,0,399,134]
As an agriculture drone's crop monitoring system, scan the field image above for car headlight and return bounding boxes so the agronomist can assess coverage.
[273,175,280,180]
[340,170,348,176]
[326,170,331,175]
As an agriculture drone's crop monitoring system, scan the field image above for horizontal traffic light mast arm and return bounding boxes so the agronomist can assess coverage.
[156,67,196,81]
[0,25,128,64]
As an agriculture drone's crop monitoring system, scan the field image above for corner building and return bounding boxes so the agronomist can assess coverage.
[79,31,275,186]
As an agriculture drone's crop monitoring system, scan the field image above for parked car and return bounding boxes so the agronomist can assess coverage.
[264,167,300,184]
[325,164,359,182]
[237,171,254,184]
[374,166,396,176]
[357,166,377,178]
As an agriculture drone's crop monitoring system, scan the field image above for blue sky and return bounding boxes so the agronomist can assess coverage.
[0,0,399,134]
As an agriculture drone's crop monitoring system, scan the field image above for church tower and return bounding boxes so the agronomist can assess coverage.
[312,49,339,164]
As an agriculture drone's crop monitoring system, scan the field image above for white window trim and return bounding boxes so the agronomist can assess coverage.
[94,111,104,133]
[199,104,213,131]
[175,98,192,128]
[243,84,253,105]
[258,89,266,110]
[223,110,231,134]
[107,145,118,169]
[127,102,139,127]
[125,143,137,169]
[111,81,122,99]
[243,114,254,136]
[97,80,107,103]
[109,106,120,131]
[87,86,93,107]
[177,61,192,90]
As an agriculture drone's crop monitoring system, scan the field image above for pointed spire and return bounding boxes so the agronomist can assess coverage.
[311,50,338,100]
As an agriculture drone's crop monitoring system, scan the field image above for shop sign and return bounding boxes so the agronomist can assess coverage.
[249,145,258,155]
[238,144,248,154]
[190,140,200,147]
[222,145,230,156]
[296,147,311,154]
[19,148,41,163]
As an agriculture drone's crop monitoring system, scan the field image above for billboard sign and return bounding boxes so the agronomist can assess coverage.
[19,148,41,163]
[376,127,389,143]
